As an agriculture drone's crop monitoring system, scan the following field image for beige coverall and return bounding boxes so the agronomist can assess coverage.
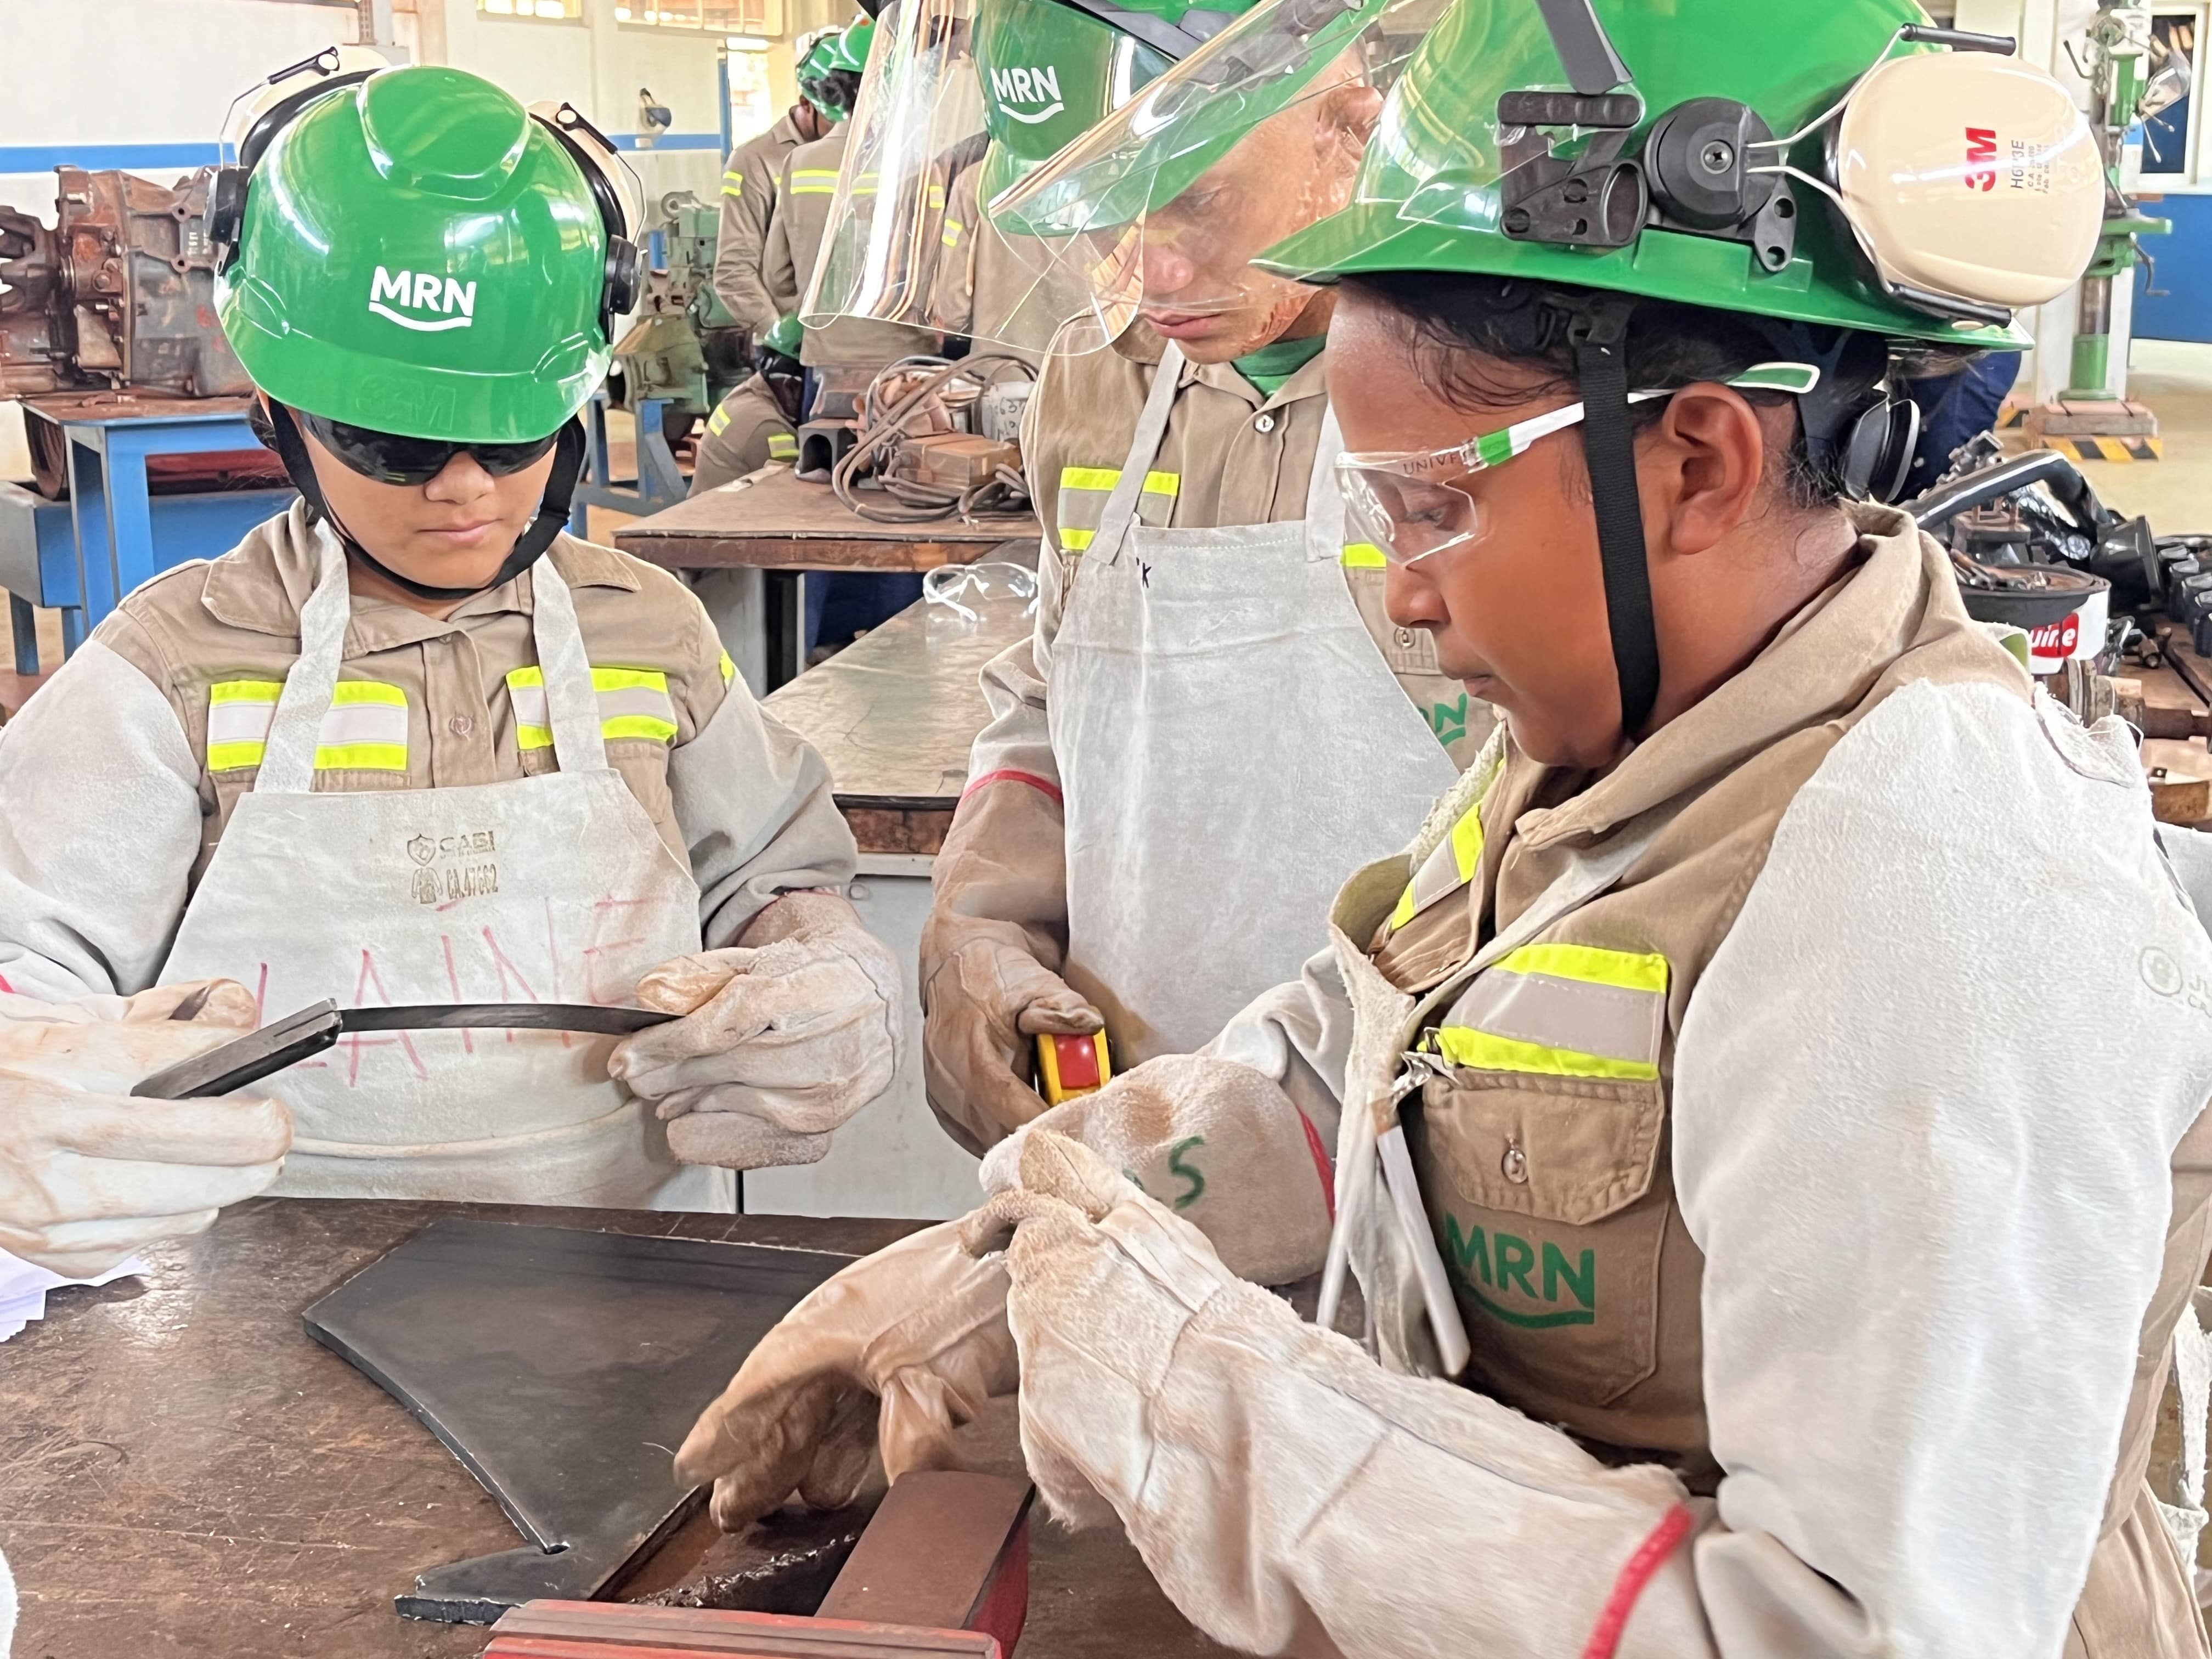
[764,126,942,370]
[711,110,809,342]
[690,374,798,494]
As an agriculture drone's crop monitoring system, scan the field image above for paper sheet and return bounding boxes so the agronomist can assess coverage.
[0,1249,144,1343]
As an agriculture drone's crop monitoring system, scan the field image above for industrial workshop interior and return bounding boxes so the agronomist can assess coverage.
[15,0,2212,1651]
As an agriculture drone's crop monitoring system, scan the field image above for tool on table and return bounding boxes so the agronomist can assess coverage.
[1034,1031,1111,1107]
[128,998,676,1099]
[482,1470,1034,1657]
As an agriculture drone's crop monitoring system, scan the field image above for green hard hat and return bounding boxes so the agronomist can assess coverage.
[973,0,1178,202]
[761,313,805,359]
[218,65,616,443]
[829,18,874,71]
[1256,0,2025,347]
[799,20,872,119]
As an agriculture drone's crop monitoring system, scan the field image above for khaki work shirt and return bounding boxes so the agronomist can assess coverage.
[0,504,854,1004]
[691,374,798,493]
[924,161,1043,368]
[763,127,941,370]
[712,110,809,341]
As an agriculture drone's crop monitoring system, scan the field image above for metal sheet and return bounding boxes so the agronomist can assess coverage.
[342,1003,676,1035]
[301,1220,850,1626]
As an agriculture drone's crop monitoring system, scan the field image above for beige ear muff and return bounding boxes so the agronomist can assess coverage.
[1832,52,2103,314]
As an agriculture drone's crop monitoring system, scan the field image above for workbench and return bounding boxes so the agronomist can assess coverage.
[0,1198,1232,1659]
[614,466,1041,692]
[744,590,1033,1222]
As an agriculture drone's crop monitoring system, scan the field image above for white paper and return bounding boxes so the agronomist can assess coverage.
[0,1249,144,1345]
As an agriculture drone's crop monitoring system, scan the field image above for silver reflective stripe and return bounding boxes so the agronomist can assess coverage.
[597,683,676,725]
[319,701,406,748]
[1443,969,1661,1066]
[510,681,550,731]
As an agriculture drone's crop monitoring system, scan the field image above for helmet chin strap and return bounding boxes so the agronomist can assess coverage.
[1564,298,1663,744]
[253,401,588,602]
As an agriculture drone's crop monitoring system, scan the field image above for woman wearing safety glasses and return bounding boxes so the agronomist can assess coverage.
[0,62,903,1277]
[678,3,2212,1652]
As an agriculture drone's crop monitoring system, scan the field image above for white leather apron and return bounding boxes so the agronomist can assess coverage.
[160,531,730,1210]
[1049,342,1460,1064]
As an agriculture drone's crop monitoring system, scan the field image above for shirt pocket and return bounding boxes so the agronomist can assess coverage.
[1410,943,1674,1406]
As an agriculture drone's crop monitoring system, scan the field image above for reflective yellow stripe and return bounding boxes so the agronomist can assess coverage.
[314,743,408,771]
[1431,1026,1660,1082]
[1342,543,1387,568]
[1388,757,1502,931]
[721,170,744,196]
[943,217,965,249]
[1141,470,1179,498]
[207,678,281,772]
[1059,466,1181,497]
[210,679,283,704]
[506,665,677,751]
[791,168,839,193]
[1496,943,1669,995]
[720,651,736,686]
[603,714,679,742]
[707,404,732,437]
[766,433,798,458]
[313,680,409,772]
[1059,526,1096,551]
[927,183,946,210]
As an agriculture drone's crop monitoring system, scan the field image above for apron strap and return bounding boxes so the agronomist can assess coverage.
[1088,341,1186,569]
[528,556,613,776]
[257,525,353,797]
[1304,404,1347,565]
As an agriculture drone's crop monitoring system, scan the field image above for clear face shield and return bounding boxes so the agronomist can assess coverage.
[800,0,1165,356]
[987,0,1447,359]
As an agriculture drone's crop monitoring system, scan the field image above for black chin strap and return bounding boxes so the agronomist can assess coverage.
[1567,301,1662,743]
[257,402,588,601]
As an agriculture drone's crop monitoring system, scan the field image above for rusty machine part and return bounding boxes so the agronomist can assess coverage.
[2,166,277,496]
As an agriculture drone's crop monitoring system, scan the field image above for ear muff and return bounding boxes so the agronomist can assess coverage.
[533,101,646,340]
[1838,393,1921,504]
[208,66,381,269]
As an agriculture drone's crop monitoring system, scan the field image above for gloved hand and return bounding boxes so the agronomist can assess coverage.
[674,1219,1018,1531]
[611,892,904,1171]
[0,980,293,1278]
[978,1054,1332,1285]
[921,918,1101,1149]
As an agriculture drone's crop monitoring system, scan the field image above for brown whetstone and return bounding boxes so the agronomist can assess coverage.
[814,1472,1034,1638]
[841,805,952,856]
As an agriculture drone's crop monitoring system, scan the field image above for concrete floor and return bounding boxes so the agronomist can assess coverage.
[2070,340,2212,533]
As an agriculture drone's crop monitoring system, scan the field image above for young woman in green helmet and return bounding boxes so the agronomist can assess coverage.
[0,61,905,1274]
[803,0,1491,1166]
[679,3,2212,1651]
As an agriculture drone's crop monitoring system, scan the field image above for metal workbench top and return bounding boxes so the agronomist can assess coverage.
[0,1199,1229,1659]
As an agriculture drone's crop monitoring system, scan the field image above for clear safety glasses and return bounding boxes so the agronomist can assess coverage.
[1338,362,1819,567]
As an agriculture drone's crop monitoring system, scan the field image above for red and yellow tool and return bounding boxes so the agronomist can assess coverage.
[1034,1031,1111,1106]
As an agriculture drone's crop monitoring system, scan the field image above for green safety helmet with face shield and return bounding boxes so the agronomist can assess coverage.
[210,52,645,597]
[1243,0,2102,741]
[797,0,1243,356]
[982,0,1449,357]
[800,21,874,119]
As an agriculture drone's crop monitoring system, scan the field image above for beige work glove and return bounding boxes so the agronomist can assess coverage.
[920,775,1097,1153]
[0,980,293,1278]
[611,892,904,1171]
[674,1219,1019,1531]
[979,1054,1333,1286]
[974,1132,1709,1659]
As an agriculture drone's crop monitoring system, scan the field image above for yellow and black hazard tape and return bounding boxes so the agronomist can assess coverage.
[2040,435,2165,464]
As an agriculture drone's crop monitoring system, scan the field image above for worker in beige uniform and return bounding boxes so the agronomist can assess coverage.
[808,0,1485,1150]
[0,64,903,1276]
[708,30,848,346]
[691,314,803,493]
[678,4,2212,1654]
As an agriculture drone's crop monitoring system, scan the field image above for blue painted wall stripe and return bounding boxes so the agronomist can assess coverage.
[0,132,726,171]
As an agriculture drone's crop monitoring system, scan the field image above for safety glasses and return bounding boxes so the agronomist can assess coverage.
[294,408,565,486]
[1336,362,1820,567]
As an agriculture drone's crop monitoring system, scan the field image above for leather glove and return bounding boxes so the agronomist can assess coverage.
[979,1054,1332,1285]
[674,1219,1019,1531]
[611,892,904,1171]
[921,920,1101,1150]
[0,980,293,1277]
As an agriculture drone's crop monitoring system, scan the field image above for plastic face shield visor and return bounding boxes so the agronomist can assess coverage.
[1338,362,1819,567]
[986,0,1448,354]
[798,0,1165,355]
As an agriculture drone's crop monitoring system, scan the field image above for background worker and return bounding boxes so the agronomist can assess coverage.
[678,6,2212,1654]
[0,63,902,1275]
[871,0,1487,1152]
[709,26,854,347]
[690,313,804,492]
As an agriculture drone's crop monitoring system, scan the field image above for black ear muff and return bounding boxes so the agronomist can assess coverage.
[1839,393,1922,504]
[604,236,645,325]
[211,64,378,273]
[532,103,639,342]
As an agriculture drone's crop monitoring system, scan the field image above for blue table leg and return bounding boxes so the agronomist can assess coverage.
[103,430,159,610]
[9,594,38,676]
[67,430,117,633]
[58,605,84,658]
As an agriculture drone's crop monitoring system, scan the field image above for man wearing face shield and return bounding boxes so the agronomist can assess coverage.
[808,0,1489,1160]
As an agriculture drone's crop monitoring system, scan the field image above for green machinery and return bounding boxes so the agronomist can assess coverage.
[610,189,753,435]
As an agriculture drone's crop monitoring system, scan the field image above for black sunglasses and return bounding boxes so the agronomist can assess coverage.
[293,408,564,486]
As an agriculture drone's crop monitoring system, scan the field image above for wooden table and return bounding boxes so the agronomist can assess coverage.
[764,589,1031,857]
[615,467,1042,691]
[0,1199,1231,1659]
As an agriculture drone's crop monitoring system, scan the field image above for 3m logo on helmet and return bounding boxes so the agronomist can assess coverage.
[988,65,1064,124]
[368,266,478,332]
